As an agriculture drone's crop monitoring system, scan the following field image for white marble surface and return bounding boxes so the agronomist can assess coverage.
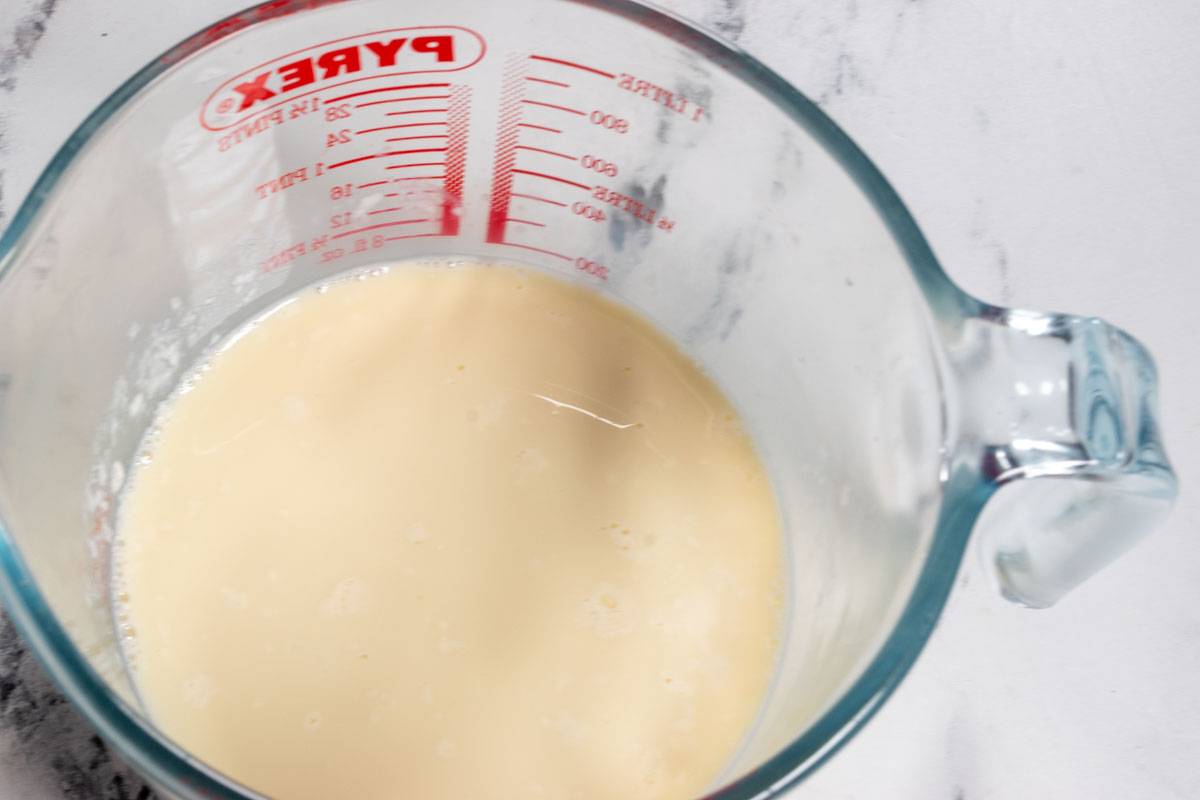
[0,1,1198,798]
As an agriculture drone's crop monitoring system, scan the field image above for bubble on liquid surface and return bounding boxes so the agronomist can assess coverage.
[282,393,309,421]
[302,712,323,732]
[515,447,549,472]
[320,577,367,617]
[128,392,146,416]
[368,692,398,724]
[575,584,636,637]
[638,749,667,789]
[182,674,216,709]
[438,635,466,654]
[659,670,695,695]
[541,711,589,746]
[218,586,249,610]
[109,461,125,493]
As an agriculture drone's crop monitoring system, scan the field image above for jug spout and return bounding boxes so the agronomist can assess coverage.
[944,305,1177,607]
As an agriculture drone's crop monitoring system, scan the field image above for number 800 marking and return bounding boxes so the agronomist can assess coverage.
[589,110,629,134]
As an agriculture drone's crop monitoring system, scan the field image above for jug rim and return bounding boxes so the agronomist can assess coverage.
[0,1,988,797]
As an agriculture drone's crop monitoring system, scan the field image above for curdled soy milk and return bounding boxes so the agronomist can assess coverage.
[116,262,784,800]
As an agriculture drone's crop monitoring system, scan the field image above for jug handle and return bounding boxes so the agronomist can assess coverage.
[946,305,1177,607]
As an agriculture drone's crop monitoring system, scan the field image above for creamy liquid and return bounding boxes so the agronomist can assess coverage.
[116,262,783,800]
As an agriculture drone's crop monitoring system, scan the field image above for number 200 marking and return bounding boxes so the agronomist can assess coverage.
[575,257,609,280]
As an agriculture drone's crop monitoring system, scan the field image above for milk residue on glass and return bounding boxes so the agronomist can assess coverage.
[114,261,785,800]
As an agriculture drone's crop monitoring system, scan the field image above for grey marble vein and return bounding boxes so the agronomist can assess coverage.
[0,0,58,92]
[0,0,60,230]
[0,616,155,799]
[704,0,746,43]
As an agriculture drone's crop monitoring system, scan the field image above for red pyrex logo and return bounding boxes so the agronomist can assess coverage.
[200,26,485,131]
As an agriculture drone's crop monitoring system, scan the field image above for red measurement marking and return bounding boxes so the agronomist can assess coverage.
[391,175,445,181]
[442,84,470,237]
[529,55,615,79]
[327,153,385,169]
[356,122,447,134]
[326,82,449,103]
[522,99,585,116]
[516,145,575,160]
[367,206,416,216]
[526,77,569,88]
[500,242,572,261]
[384,189,441,197]
[504,218,546,227]
[518,123,562,134]
[385,108,449,116]
[330,218,431,240]
[384,233,443,242]
[512,168,590,191]
[357,180,388,189]
[384,134,450,143]
[355,95,451,108]
[487,62,523,244]
[327,147,447,170]
[512,192,566,207]
[386,162,444,170]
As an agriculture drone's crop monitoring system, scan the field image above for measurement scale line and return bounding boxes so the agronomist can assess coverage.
[327,148,448,170]
[356,122,447,134]
[384,190,442,197]
[518,123,562,134]
[504,218,546,227]
[385,134,450,143]
[327,82,450,103]
[367,206,420,216]
[356,180,388,189]
[528,55,615,79]
[384,233,443,242]
[330,219,432,240]
[516,145,575,161]
[391,175,444,182]
[521,99,585,116]
[355,95,452,108]
[500,242,572,261]
[442,84,471,237]
[511,192,566,207]
[386,162,445,170]
[385,108,450,116]
[525,77,569,88]
[511,169,590,191]
[486,56,526,245]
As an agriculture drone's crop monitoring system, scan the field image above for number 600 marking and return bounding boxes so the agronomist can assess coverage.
[580,154,618,177]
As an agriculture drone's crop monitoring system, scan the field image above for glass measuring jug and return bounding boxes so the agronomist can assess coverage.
[0,0,1177,798]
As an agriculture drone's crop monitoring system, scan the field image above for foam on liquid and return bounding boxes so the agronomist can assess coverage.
[116,262,783,800]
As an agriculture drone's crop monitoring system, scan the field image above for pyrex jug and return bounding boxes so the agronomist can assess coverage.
[0,1,1177,798]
